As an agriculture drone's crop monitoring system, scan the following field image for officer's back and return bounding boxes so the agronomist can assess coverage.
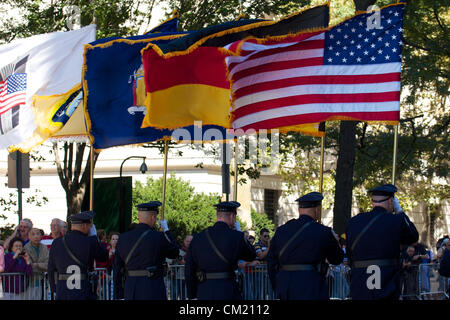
[113,201,179,300]
[185,201,256,300]
[346,184,418,300]
[267,192,343,300]
[47,211,108,300]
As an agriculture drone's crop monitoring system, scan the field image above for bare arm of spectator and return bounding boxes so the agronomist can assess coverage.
[3,227,20,250]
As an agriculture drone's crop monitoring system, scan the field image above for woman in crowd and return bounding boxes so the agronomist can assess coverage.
[3,237,33,300]
[24,228,49,300]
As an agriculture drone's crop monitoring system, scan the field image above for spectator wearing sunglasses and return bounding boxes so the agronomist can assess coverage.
[254,228,271,262]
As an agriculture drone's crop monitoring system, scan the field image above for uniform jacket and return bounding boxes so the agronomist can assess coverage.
[346,206,419,300]
[113,223,179,300]
[24,242,49,276]
[266,215,343,300]
[47,230,108,300]
[438,249,450,278]
[185,221,256,300]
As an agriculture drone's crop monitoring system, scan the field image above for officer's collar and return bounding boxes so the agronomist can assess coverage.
[214,221,230,228]
[298,214,315,222]
[372,206,390,214]
[71,230,88,236]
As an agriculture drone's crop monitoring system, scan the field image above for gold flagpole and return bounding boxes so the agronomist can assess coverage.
[318,135,325,223]
[90,144,94,211]
[392,124,399,185]
[234,141,238,201]
[161,140,169,220]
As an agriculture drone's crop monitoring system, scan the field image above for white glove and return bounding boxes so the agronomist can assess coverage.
[234,220,241,231]
[158,220,169,232]
[89,224,97,237]
[393,197,403,213]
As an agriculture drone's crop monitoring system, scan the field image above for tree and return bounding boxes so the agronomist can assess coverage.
[132,174,221,243]
[251,209,275,238]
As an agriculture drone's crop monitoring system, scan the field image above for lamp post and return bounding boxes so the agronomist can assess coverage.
[119,156,148,232]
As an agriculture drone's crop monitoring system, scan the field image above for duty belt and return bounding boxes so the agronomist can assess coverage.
[351,258,399,269]
[280,264,319,272]
[127,269,158,278]
[205,272,235,280]
[58,273,87,280]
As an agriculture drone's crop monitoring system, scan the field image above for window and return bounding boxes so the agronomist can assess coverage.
[264,189,279,223]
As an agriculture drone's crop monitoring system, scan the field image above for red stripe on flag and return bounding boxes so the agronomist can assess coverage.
[233,91,401,119]
[232,57,323,82]
[237,111,400,131]
[228,39,324,71]
[233,73,401,99]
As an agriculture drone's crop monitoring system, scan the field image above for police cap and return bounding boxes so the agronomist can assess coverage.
[295,192,323,208]
[369,184,397,197]
[70,211,95,224]
[136,201,162,212]
[214,201,240,214]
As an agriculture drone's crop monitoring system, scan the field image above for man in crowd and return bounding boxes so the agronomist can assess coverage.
[4,218,33,249]
[185,201,256,300]
[267,192,343,300]
[113,201,179,300]
[47,211,108,300]
[170,234,193,300]
[346,184,419,300]
[41,218,64,249]
[254,228,270,262]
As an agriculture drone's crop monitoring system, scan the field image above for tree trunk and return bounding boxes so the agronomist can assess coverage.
[333,121,358,235]
[53,142,99,226]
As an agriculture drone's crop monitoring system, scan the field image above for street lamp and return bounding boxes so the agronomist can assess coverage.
[119,156,147,232]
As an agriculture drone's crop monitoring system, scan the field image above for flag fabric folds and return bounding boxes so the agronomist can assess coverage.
[0,25,96,151]
[226,4,404,131]
[84,31,228,150]
[141,4,330,134]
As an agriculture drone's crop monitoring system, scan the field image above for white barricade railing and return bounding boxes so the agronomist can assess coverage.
[1,263,446,300]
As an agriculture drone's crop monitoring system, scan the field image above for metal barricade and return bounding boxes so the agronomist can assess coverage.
[240,264,276,300]
[327,265,351,300]
[417,263,449,300]
[0,268,113,300]
[167,264,187,300]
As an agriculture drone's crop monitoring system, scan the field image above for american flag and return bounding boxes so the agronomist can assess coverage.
[226,4,404,131]
[0,73,27,115]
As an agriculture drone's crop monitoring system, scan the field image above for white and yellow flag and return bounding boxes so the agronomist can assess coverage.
[0,25,96,152]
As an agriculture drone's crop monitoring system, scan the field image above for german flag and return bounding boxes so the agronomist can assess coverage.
[141,3,329,136]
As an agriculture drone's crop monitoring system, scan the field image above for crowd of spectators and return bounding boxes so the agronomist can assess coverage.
[0,218,121,300]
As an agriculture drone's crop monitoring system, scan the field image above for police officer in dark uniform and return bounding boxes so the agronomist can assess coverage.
[113,201,179,300]
[346,184,419,300]
[438,246,450,278]
[267,192,343,300]
[185,201,256,300]
[47,211,108,300]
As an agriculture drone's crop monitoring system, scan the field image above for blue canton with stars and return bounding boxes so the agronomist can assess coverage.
[324,5,404,65]
[6,73,27,94]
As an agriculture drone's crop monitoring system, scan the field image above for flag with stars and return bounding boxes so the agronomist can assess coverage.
[226,4,405,131]
[0,73,26,115]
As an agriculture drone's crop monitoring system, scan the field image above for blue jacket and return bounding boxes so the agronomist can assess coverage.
[47,230,108,300]
[267,215,343,300]
[346,206,418,300]
[185,221,256,300]
[113,223,179,300]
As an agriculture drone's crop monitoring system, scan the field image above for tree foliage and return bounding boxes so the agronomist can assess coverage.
[132,174,222,243]
[250,209,275,237]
